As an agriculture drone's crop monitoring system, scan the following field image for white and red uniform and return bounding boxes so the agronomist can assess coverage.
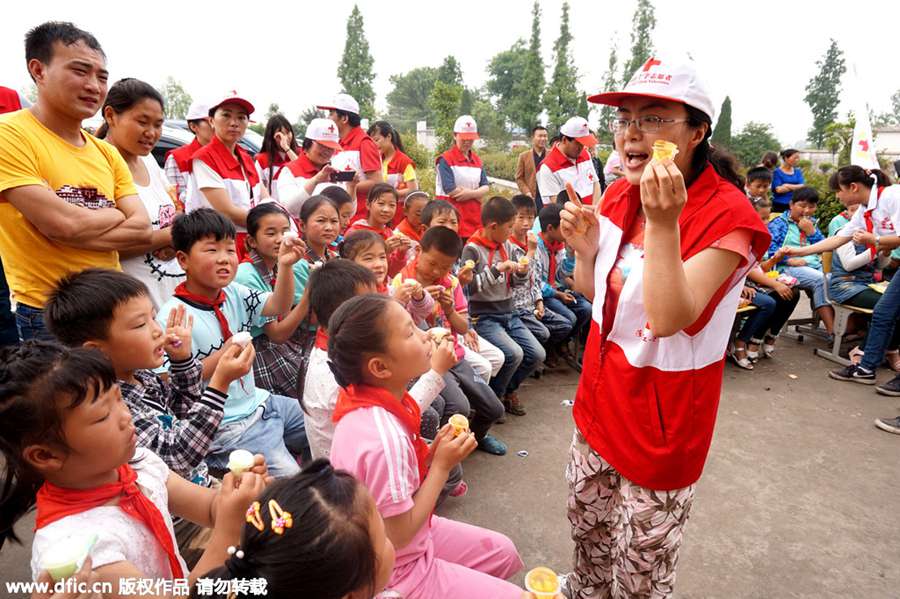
[434,145,487,239]
[574,166,770,491]
[331,126,381,221]
[275,150,331,216]
[164,138,202,205]
[537,145,598,206]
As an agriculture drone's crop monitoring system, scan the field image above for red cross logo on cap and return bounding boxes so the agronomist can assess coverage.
[466,121,473,128]
[642,58,661,72]
[327,124,335,133]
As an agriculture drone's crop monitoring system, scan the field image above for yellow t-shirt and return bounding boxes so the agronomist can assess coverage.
[0,109,136,307]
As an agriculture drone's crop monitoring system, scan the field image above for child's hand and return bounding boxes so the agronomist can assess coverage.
[164,304,193,361]
[33,557,101,599]
[640,161,687,228]
[527,231,539,251]
[786,257,807,267]
[424,284,444,301]
[436,288,455,311]
[741,286,756,300]
[431,423,477,473]
[457,267,474,286]
[277,234,305,267]
[248,453,274,486]
[515,260,529,275]
[209,342,256,392]
[401,280,424,301]
[798,217,816,235]
[535,300,545,320]
[772,281,794,300]
[556,290,576,304]
[462,329,480,352]
[496,260,519,273]
[431,337,458,375]
[215,471,267,537]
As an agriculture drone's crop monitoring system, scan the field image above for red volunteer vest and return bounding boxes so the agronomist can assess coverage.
[435,145,485,238]
[540,145,597,204]
[574,165,770,491]
[166,138,202,175]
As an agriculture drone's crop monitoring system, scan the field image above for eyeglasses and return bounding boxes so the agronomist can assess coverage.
[607,116,688,134]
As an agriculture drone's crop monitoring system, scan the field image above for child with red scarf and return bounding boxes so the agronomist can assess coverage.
[328,294,523,599]
[0,341,267,593]
[345,183,411,277]
[461,197,544,416]
[395,191,430,264]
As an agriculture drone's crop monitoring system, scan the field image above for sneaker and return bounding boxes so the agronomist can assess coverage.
[876,376,900,396]
[449,480,469,497]
[874,416,900,435]
[504,392,527,416]
[477,434,507,455]
[829,364,876,384]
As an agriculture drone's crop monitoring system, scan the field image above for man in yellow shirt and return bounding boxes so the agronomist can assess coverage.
[0,22,151,340]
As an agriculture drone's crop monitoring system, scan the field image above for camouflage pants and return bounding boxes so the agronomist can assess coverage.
[565,430,695,599]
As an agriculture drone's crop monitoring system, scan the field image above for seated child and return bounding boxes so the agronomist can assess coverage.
[345,183,412,276]
[320,184,357,247]
[463,197,545,415]
[328,295,525,598]
[538,204,592,362]
[767,186,835,335]
[396,190,430,263]
[158,208,308,478]
[393,226,508,455]
[303,259,453,460]
[422,199,505,384]
[0,341,267,592]
[340,230,434,321]
[299,194,341,263]
[508,195,574,360]
[235,203,313,399]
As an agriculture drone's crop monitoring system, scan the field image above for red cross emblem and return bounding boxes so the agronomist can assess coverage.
[642,58,661,72]
[466,121,473,128]
[327,124,335,133]
[858,140,869,152]
[587,172,594,181]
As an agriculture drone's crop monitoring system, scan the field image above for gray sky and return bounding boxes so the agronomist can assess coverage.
[3,0,899,145]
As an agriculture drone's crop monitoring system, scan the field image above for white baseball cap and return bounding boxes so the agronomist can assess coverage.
[185,100,211,121]
[559,117,597,147]
[209,90,255,117]
[304,117,342,150]
[317,93,360,115]
[587,55,716,122]
[453,115,479,140]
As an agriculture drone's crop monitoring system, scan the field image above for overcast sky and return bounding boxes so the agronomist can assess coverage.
[3,0,899,145]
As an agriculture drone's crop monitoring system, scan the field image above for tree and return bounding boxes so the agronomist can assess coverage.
[294,106,326,138]
[486,41,530,127]
[436,56,463,87]
[873,88,900,126]
[386,67,439,131]
[729,121,781,168]
[428,80,463,151]
[470,89,510,146]
[543,2,586,133]
[265,103,281,121]
[337,5,376,117]
[804,39,846,148]
[824,117,854,166]
[621,0,656,83]
[160,77,192,120]
[711,96,732,148]
[596,40,620,143]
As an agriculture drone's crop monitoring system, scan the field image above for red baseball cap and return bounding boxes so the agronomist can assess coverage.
[209,90,255,117]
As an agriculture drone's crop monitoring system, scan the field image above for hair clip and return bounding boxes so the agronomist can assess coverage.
[226,545,245,559]
[246,501,264,531]
[268,499,293,535]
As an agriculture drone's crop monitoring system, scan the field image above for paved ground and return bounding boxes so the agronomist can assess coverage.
[2,335,899,598]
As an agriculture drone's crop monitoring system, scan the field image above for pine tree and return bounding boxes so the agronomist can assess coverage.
[337,5,376,117]
[621,0,656,83]
[519,1,546,130]
[543,2,585,133]
[597,40,620,143]
[804,39,846,148]
[711,96,732,148]
[428,81,464,151]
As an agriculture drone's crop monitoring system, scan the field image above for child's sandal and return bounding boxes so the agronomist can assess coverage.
[729,346,754,370]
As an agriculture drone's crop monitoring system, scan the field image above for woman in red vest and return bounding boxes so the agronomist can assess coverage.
[434,116,489,239]
[559,56,770,597]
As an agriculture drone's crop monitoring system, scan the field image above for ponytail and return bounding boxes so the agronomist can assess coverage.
[685,104,744,191]
[829,165,892,191]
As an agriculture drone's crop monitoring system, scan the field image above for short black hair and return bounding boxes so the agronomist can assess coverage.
[791,186,819,205]
[539,204,562,231]
[549,134,562,146]
[320,185,354,209]
[421,200,459,226]
[480,196,516,227]
[171,208,236,253]
[339,230,385,261]
[336,109,361,128]
[420,226,462,257]
[308,260,377,330]
[746,166,773,185]
[45,268,149,346]
[531,125,547,136]
[25,21,105,69]
[367,183,398,205]
[555,189,569,206]
[511,194,536,214]
[780,148,800,160]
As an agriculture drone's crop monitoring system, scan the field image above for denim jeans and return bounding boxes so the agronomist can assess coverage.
[518,309,573,346]
[861,275,900,371]
[439,360,504,441]
[475,313,545,397]
[737,292,776,343]
[0,258,18,347]
[545,294,592,339]
[206,393,308,478]
[781,265,827,310]
[15,303,55,342]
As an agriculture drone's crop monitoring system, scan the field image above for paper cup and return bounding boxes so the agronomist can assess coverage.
[524,566,560,598]
[449,414,469,437]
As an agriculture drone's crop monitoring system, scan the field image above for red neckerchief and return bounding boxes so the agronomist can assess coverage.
[467,231,508,263]
[314,328,328,351]
[399,258,452,289]
[509,235,527,251]
[540,233,565,285]
[35,464,185,579]
[332,384,429,482]
[173,283,233,340]
[348,220,392,240]
[396,218,423,242]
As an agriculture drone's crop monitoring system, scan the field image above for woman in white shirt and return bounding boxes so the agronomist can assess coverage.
[97,78,184,307]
